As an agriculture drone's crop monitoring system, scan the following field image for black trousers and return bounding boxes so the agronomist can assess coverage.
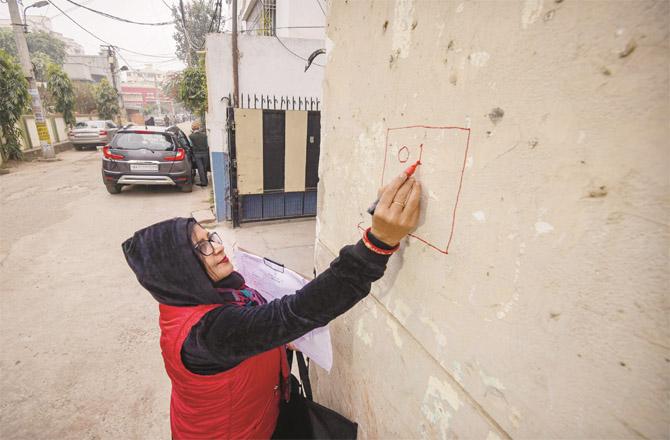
[194,153,209,186]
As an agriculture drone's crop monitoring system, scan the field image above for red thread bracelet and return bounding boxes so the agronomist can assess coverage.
[363,227,399,255]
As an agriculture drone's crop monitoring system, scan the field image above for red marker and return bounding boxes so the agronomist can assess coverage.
[367,160,421,215]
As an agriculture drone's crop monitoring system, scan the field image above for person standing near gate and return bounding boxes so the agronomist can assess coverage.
[189,121,209,187]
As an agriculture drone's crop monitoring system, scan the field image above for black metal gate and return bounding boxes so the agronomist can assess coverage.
[227,94,320,225]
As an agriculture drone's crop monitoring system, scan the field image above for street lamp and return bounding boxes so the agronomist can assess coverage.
[23,1,49,33]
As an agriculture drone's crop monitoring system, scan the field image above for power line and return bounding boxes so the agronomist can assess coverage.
[47,0,178,59]
[273,34,323,67]
[59,0,174,25]
[314,0,326,16]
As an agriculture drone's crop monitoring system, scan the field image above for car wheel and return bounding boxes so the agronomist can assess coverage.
[180,183,193,193]
[105,184,122,194]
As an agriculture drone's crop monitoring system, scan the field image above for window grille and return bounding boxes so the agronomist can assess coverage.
[246,0,275,36]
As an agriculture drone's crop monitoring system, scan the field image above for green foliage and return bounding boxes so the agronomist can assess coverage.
[178,64,207,116]
[168,0,218,66]
[73,81,97,114]
[95,78,119,120]
[163,71,183,101]
[25,31,67,65]
[47,63,76,127]
[31,52,52,82]
[143,102,157,116]
[0,29,66,80]
[0,50,30,161]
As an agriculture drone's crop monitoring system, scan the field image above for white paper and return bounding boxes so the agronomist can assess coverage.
[233,247,333,372]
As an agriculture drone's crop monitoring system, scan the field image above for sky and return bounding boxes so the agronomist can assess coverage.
[1,0,187,72]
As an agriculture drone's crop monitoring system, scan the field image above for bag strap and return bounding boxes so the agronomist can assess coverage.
[296,351,313,401]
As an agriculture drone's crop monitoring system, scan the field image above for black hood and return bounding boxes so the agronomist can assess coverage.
[122,217,225,306]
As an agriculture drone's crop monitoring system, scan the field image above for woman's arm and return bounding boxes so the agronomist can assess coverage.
[182,172,422,374]
[183,234,393,373]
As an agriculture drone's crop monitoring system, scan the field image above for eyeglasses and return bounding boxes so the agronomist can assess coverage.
[193,232,223,256]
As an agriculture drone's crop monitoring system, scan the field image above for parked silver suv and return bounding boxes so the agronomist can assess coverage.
[69,120,117,150]
[101,126,195,194]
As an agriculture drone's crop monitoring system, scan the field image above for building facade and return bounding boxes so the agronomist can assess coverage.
[206,0,326,223]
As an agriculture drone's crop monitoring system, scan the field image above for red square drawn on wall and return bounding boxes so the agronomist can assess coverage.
[361,125,471,255]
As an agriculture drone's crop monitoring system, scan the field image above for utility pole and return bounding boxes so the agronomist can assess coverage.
[154,73,163,116]
[104,45,125,124]
[7,0,55,159]
[231,0,239,107]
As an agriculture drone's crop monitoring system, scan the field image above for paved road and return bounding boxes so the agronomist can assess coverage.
[0,148,212,438]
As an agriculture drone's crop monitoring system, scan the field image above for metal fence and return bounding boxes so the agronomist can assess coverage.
[224,93,321,111]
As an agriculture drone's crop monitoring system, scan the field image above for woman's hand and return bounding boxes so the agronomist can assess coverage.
[371,172,422,246]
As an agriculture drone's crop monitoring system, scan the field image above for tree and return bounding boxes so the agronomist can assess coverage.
[143,102,157,116]
[0,29,67,80]
[168,0,219,66]
[178,63,207,116]
[95,78,119,120]
[73,81,97,114]
[47,63,76,127]
[163,71,183,101]
[0,50,30,161]
[31,52,53,82]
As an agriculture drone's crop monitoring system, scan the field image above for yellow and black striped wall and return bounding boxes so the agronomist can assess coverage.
[233,108,320,221]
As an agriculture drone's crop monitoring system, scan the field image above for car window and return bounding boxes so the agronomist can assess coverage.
[177,131,190,148]
[106,122,116,129]
[111,132,175,151]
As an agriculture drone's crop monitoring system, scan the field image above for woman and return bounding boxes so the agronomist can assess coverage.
[122,172,421,439]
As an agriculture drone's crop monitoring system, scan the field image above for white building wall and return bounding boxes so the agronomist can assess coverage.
[275,0,326,39]
[205,33,325,155]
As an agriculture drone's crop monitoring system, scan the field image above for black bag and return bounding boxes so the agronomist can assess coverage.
[272,351,358,440]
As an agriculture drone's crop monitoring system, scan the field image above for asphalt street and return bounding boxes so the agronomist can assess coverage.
[0,148,213,439]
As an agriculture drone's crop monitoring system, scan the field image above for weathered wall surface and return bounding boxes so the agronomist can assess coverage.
[313,1,669,439]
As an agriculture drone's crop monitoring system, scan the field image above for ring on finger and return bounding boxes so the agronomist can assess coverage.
[392,201,405,207]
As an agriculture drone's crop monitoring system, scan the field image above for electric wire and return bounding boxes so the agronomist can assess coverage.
[47,0,178,59]
[273,33,323,67]
[314,0,326,16]
[178,0,202,52]
[60,0,174,26]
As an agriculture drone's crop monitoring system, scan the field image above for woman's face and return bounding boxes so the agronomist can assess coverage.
[191,224,234,282]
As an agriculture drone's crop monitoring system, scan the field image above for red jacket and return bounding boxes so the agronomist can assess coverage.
[159,303,287,439]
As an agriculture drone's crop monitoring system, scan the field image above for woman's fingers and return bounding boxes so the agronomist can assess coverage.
[403,180,422,225]
[378,172,408,209]
[391,177,415,209]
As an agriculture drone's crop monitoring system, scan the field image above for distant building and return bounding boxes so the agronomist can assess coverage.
[63,52,112,83]
[0,15,84,55]
[120,65,175,115]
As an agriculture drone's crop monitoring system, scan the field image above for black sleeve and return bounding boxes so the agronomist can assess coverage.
[182,237,393,374]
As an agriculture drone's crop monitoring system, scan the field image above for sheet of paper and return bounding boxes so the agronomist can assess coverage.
[233,247,333,372]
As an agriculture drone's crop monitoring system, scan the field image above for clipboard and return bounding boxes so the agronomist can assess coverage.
[232,246,333,372]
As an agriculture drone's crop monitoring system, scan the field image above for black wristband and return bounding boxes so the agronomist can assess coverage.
[367,230,396,250]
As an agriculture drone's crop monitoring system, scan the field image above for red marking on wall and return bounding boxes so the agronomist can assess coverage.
[369,124,471,255]
[398,146,410,163]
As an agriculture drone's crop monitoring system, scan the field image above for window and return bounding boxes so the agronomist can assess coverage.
[75,121,105,129]
[106,121,117,129]
[247,0,275,36]
[111,132,175,151]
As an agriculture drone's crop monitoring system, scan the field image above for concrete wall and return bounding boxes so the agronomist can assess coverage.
[312,1,669,439]
[18,115,71,150]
